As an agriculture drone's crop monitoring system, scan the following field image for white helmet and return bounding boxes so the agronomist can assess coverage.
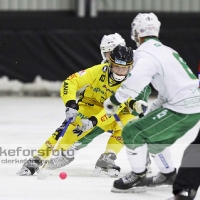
[131,13,161,47]
[100,33,126,60]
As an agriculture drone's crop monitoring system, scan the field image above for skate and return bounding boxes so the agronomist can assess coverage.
[146,169,176,188]
[167,195,193,200]
[17,157,43,176]
[46,154,74,170]
[167,190,196,200]
[111,170,147,193]
[92,153,121,178]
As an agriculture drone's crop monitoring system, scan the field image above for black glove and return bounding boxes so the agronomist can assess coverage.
[65,100,79,122]
[73,116,98,136]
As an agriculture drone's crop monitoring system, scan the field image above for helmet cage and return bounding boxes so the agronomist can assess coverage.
[109,46,133,82]
[109,62,132,82]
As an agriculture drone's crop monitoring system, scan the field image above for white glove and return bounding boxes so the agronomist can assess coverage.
[65,107,78,122]
[73,116,97,136]
[65,100,79,122]
[133,100,148,114]
[103,98,119,117]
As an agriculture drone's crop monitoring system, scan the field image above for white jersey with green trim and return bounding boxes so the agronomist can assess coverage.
[115,38,200,114]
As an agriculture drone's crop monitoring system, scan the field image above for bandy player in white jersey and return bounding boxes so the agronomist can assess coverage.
[103,12,200,194]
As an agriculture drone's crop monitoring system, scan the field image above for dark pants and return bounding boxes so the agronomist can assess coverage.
[173,127,200,198]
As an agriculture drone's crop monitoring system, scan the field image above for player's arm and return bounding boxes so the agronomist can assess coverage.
[127,85,151,116]
[104,56,156,116]
[60,64,102,122]
[60,65,102,105]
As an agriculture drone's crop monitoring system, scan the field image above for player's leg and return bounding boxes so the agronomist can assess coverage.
[122,116,152,174]
[104,112,134,154]
[44,121,86,170]
[145,112,200,188]
[93,129,123,177]
[93,113,134,177]
[146,146,176,187]
[169,128,200,200]
[46,110,128,174]
[94,112,152,178]
[16,119,76,175]
[17,103,101,175]
[46,126,105,170]
[47,103,128,172]
[45,103,104,170]
[94,113,151,177]
[112,108,200,192]
[112,144,148,193]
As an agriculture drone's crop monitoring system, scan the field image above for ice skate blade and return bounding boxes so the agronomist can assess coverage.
[111,186,146,193]
[166,197,175,200]
[37,169,52,180]
[147,185,172,190]
[92,167,119,178]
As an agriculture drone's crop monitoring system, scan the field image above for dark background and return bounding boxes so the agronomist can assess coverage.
[0,11,199,83]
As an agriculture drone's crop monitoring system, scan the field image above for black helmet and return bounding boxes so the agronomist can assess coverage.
[109,45,133,81]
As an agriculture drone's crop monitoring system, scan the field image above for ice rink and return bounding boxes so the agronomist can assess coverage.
[0,96,200,200]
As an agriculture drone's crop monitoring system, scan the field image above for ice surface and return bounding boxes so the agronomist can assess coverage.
[0,97,199,200]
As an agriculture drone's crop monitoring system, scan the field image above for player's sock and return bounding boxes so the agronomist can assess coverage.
[126,146,148,174]
[151,147,175,174]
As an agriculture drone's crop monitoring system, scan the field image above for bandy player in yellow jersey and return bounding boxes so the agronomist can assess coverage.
[17,44,151,178]
[45,34,151,177]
